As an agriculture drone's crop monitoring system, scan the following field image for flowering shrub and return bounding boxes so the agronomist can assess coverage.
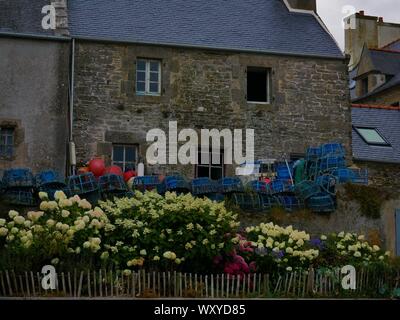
[313,232,390,267]
[0,191,239,273]
[245,223,319,273]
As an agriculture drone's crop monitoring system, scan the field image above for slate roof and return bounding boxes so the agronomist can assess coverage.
[369,49,400,75]
[352,105,400,164]
[383,38,400,51]
[67,0,343,58]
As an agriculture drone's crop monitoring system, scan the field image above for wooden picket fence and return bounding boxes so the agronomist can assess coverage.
[0,268,399,298]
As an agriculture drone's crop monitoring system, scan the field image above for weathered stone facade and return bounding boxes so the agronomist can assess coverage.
[73,41,351,177]
[354,160,400,192]
[0,37,70,175]
[355,86,400,106]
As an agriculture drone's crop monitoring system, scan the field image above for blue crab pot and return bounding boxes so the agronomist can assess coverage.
[132,176,161,192]
[330,168,357,184]
[321,143,345,158]
[2,188,37,206]
[191,178,220,195]
[231,192,261,211]
[35,170,64,187]
[275,163,294,181]
[294,181,321,200]
[315,174,336,195]
[102,190,134,200]
[307,193,336,213]
[306,147,322,160]
[259,194,279,211]
[205,193,225,202]
[163,175,191,193]
[67,172,99,195]
[99,174,128,193]
[277,195,304,212]
[318,156,346,173]
[247,180,269,194]
[218,177,244,193]
[2,168,34,188]
[268,180,293,195]
[350,168,368,185]
[38,185,70,200]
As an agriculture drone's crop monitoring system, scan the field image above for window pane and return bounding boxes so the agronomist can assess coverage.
[6,146,12,157]
[0,135,6,145]
[357,128,387,144]
[150,72,159,82]
[137,60,146,71]
[114,162,124,171]
[150,61,160,72]
[113,146,124,162]
[197,165,210,178]
[137,71,146,81]
[211,167,223,180]
[149,82,159,93]
[136,81,146,92]
[125,146,136,162]
[6,135,13,145]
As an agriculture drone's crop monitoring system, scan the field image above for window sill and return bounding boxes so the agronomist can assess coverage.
[247,101,271,105]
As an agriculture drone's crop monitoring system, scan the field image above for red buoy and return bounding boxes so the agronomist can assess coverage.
[123,170,137,182]
[89,158,106,177]
[105,165,123,176]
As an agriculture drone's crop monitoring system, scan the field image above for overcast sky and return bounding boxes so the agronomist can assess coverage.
[317,0,400,50]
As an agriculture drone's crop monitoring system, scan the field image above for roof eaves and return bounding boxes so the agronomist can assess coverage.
[73,35,346,60]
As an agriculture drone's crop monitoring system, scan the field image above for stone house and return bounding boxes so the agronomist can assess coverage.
[0,0,351,180]
[68,0,351,179]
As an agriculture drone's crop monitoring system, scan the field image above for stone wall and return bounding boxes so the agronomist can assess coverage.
[0,37,70,175]
[355,160,400,192]
[73,41,351,178]
[355,86,400,106]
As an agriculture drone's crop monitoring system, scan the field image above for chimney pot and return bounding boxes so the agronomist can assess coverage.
[359,10,365,16]
[378,17,384,23]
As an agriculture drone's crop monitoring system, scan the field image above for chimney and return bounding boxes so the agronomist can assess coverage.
[378,17,384,23]
[286,0,317,12]
[51,0,69,36]
[359,10,365,16]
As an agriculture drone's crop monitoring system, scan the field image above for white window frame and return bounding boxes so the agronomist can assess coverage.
[136,59,161,96]
[247,67,271,104]
[112,144,138,172]
[196,149,225,180]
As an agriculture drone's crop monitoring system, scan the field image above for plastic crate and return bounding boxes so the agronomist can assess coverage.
[67,172,99,195]
[330,168,356,184]
[294,181,321,200]
[2,188,37,206]
[318,156,346,173]
[321,143,345,158]
[2,168,34,188]
[35,170,64,187]
[231,192,261,211]
[247,180,270,194]
[268,180,293,195]
[132,176,161,192]
[191,178,220,195]
[275,163,293,180]
[315,174,336,195]
[307,193,336,213]
[99,174,128,193]
[163,175,191,192]
[218,177,244,193]
[277,195,304,212]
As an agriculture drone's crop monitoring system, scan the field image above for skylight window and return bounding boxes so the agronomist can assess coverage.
[354,127,390,146]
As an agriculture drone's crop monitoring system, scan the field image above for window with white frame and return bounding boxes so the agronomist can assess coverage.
[196,149,225,180]
[112,144,138,172]
[136,59,161,96]
[0,127,14,158]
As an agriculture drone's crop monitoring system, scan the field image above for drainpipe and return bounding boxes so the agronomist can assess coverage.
[69,38,77,176]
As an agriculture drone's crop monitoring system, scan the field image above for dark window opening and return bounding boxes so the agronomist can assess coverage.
[391,102,400,107]
[361,78,368,95]
[112,144,138,172]
[196,149,224,180]
[247,67,270,103]
[0,128,14,158]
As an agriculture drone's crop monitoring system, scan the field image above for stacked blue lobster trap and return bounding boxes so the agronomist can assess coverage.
[36,170,68,200]
[98,174,133,200]
[1,168,37,206]
[67,172,100,204]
